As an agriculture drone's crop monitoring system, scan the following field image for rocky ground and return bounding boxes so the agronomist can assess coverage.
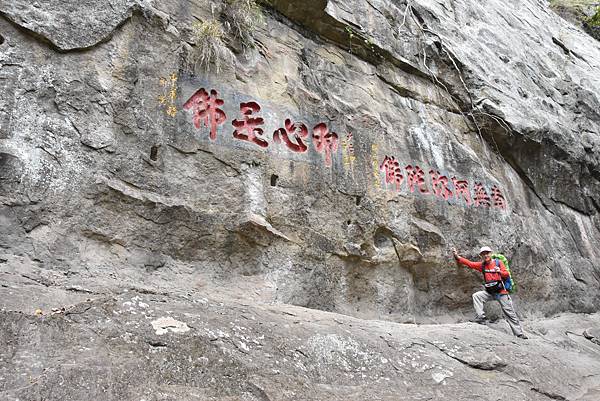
[1,263,600,401]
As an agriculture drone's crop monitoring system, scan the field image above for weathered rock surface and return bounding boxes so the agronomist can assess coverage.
[1,0,600,398]
[1,269,600,401]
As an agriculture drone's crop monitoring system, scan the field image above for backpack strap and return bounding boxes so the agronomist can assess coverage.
[481,261,488,282]
[493,259,508,292]
[482,260,502,280]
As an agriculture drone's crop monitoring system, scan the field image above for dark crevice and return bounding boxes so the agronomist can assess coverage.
[376,72,461,114]
[65,286,98,294]
[37,146,62,167]
[551,36,571,55]
[195,147,241,175]
[147,340,168,348]
[246,383,272,401]
[426,341,507,371]
[589,195,600,215]
[270,174,278,187]
[64,305,94,316]
[128,286,168,296]
[167,143,198,155]
[571,274,588,285]
[20,273,53,288]
[294,349,308,358]
[551,196,590,217]
[531,388,567,401]
[150,145,159,161]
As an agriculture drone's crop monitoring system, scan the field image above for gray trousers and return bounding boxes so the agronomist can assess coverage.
[473,290,524,336]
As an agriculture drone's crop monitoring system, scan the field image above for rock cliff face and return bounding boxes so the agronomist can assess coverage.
[1,0,600,399]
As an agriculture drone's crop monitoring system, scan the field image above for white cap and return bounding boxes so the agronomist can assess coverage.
[479,246,493,254]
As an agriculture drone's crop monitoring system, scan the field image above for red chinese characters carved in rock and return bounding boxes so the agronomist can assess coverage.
[473,182,491,207]
[273,119,309,153]
[452,177,472,206]
[380,156,404,191]
[429,170,453,200]
[405,165,430,194]
[312,123,339,166]
[232,102,268,148]
[491,185,507,209]
[183,88,226,140]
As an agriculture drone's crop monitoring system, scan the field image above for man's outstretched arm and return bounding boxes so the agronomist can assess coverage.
[452,248,483,272]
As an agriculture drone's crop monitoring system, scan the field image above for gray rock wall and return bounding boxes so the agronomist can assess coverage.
[1,0,599,323]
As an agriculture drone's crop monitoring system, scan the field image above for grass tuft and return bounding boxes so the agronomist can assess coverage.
[191,20,227,73]
[222,0,264,48]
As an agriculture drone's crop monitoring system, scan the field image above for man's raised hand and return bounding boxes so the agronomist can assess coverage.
[452,247,459,260]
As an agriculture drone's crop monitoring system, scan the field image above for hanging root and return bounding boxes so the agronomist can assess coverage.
[399,2,514,157]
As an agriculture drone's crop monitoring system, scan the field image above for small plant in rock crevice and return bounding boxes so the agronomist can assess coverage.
[345,26,355,53]
[587,6,600,27]
[365,37,376,54]
[221,0,264,49]
[191,19,227,73]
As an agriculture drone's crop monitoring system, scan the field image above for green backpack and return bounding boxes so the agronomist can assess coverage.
[491,253,516,293]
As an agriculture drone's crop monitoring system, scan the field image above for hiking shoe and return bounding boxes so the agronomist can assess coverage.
[517,334,529,339]
[469,317,489,325]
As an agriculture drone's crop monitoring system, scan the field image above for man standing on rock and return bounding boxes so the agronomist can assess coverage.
[452,246,528,339]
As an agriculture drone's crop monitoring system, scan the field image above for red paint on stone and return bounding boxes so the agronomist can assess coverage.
[452,177,472,206]
[273,119,309,152]
[406,164,429,194]
[473,182,491,207]
[183,88,226,140]
[232,102,268,148]
[312,123,338,166]
[491,185,507,209]
[380,155,404,191]
[429,170,453,200]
